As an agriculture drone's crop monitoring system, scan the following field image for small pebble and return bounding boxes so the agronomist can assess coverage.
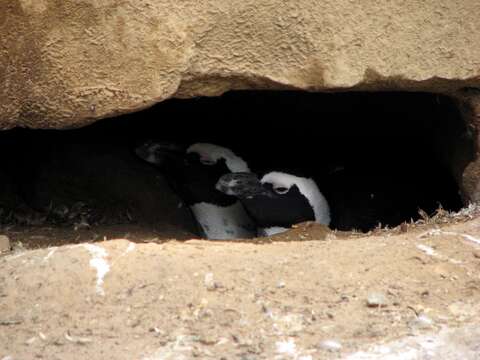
[0,235,10,253]
[319,339,342,352]
[412,314,434,329]
[366,292,388,307]
[276,281,286,289]
[326,311,335,319]
[204,272,217,291]
[200,298,209,307]
[25,337,37,345]
[473,250,480,259]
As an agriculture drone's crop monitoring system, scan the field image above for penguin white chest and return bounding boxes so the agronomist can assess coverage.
[190,202,256,240]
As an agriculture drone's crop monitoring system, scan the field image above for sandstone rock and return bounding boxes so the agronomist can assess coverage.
[1,0,480,128]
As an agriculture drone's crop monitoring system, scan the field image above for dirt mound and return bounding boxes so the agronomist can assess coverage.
[1,217,480,359]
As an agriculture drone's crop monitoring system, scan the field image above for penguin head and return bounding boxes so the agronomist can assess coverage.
[216,171,331,233]
[136,141,250,207]
[176,143,247,206]
[135,140,185,167]
[186,143,250,173]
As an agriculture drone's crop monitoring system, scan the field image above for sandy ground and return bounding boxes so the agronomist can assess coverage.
[1,216,480,359]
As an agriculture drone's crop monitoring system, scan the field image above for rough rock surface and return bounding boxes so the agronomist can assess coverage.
[457,95,480,203]
[1,0,480,128]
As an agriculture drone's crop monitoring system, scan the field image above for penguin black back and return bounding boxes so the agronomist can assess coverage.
[240,183,315,228]
[136,141,256,239]
[217,171,330,235]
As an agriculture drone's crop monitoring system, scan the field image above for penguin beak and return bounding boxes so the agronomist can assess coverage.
[216,173,276,198]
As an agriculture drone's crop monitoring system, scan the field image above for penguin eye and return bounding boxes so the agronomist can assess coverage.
[274,186,289,195]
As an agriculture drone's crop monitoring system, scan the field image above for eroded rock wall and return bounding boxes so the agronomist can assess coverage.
[1,0,480,128]
[456,94,480,203]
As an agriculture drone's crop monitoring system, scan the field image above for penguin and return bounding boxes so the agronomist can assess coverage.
[216,171,331,236]
[135,141,256,240]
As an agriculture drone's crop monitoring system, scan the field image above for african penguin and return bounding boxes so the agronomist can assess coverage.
[216,171,331,236]
[136,141,256,240]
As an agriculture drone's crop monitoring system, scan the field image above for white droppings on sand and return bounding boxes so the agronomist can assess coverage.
[343,325,480,360]
[319,339,342,352]
[64,331,92,344]
[417,229,443,239]
[416,244,462,265]
[418,229,480,247]
[216,337,229,346]
[82,244,110,296]
[276,338,298,356]
[452,232,480,246]
[275,338,313,360]
[5,251,28,261]
[416,244,438,257]
[126,242,136,253]
[109,241,137,268]
[43,247,58,262]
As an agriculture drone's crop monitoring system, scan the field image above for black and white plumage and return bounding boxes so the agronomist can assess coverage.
[216,171,331,236]
[135,141,256,240]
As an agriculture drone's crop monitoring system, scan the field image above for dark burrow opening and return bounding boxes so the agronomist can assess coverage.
[0,91,473,245]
